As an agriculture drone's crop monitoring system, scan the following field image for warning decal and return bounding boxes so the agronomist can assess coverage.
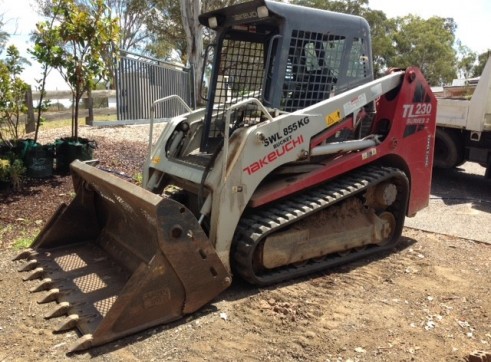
[325,109,342,126]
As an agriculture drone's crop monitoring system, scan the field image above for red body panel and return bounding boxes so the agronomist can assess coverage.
[250,68,437,216]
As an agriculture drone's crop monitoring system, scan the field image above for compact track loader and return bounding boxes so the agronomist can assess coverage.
[14,0,437,352]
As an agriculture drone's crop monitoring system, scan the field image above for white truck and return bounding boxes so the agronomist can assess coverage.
[434,56,491,178]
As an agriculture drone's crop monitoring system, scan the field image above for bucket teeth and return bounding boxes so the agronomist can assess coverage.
[18,259,38,272]
[45,302,70,319]
[29,278,53,293]
[55,314,79,333]
[68,334,94,353]
[22,267,45,281]
[37,288,60,304]
[12,248,37,261]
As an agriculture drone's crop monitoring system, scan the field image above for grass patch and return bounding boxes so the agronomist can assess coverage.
[11,228,40,249]
[133,172,143,185]
[13,236,34,249]
[43,113,118,129]
[42,119,71,130]
[1,113,119,137]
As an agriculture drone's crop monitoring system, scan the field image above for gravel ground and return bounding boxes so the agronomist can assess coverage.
[405,163,491,244]
[0,124,489,361]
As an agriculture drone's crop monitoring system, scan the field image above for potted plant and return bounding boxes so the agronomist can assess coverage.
[1,46,53,182]
[30,0,118,173]
[54,137,96,173]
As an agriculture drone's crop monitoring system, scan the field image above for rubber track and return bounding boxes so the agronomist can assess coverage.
[232,165,409,286]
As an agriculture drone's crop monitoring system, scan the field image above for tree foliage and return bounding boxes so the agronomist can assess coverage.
[363,9,397,76]
[30,0,119,139]
[36,0,150,54]
[42,1,244,68]
[292,0,369,14]
[0,46,29,143]
[145,0,243,64]
[292,0,459,84]
[456,40,477,79]
[473,50,491,78]
[143,0,186,61]
[389,15,457,85]
[28,7,58,142]
[107,0,153,52]
[22,0,489,115]
[143,0,243,105]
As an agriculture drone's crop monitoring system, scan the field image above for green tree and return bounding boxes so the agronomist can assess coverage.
[143,0,242,105]
[145,0,243,63]
[34,0,151,88]
[291,0,462,84]
[30,0,119,139]
[0,46,29,143]
[363,9,397,76]
[37,0,149,52]
[144,0,187,61]
[28,7,59,143]
[292,0,369,14]
[473,50,491,77]
[390,15,457,85]
[106,0,153,52]
[456,40,477,79]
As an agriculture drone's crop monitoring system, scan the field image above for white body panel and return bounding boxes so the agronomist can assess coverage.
[146,72,404,271]
[436,57,491,133]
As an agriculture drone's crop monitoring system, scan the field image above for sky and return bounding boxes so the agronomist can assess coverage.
[1,0,491,91]
[1,0,68,90]
[369,0,491,55]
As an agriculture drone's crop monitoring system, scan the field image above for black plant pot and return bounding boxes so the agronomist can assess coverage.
[0,139,54,179]
[23,142,54,178]
[55,137,96,173]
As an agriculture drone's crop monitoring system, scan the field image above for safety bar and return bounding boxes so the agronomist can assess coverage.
[222,98,274,180]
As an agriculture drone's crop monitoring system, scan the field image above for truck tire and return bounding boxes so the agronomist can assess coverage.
[433,128,464,169]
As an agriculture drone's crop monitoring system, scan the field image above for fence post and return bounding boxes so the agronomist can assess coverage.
[25,87,36,133]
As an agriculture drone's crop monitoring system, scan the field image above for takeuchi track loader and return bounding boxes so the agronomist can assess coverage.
[14,0,437,352]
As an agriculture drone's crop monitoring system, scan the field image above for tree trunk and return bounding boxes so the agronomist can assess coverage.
[25,87,36,134]
[86,88,94,126]
[180,0,203,108]
[74,96,79,139]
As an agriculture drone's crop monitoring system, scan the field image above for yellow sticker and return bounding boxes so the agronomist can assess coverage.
[151,156,161,164]
[325,110,341,126]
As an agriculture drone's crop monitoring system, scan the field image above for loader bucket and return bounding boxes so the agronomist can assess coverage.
[14,160,231,352]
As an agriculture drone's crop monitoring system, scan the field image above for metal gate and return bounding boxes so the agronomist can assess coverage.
[116,51,194,121]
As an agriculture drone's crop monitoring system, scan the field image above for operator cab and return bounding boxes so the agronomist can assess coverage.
[198,0,373,152]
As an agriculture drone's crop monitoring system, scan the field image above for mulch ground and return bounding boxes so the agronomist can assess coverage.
[0,130,148,248]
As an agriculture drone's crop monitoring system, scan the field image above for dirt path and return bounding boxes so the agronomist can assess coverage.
[1,228,490,361]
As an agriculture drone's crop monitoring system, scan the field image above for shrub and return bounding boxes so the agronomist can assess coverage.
[0,158,25,191]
